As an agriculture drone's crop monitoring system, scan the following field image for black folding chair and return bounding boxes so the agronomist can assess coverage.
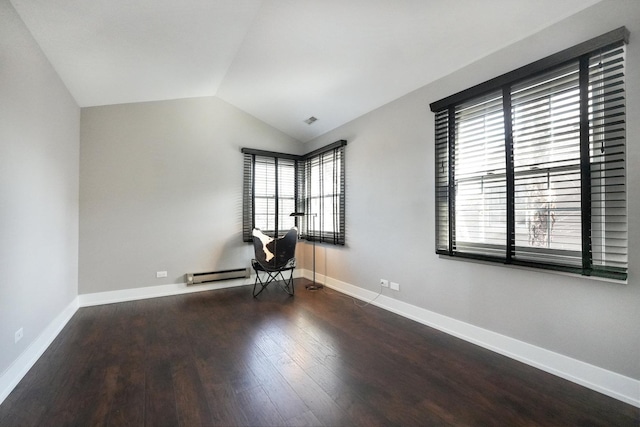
[251,227,297,297]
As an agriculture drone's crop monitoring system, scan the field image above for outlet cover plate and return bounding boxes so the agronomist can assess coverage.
[15,328,23,343]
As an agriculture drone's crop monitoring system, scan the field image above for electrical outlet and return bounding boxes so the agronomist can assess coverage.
[15,328,23,343]
[380,279,389,288]
[390,282,400,291]
[156,271,168,278]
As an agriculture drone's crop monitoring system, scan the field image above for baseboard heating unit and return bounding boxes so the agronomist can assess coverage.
[186,268,249,285]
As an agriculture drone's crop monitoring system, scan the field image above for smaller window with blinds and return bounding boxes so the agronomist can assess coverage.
[242,140,346,245]
[430,28,628,281]
[298,141,346,245]
[242,151,298,240]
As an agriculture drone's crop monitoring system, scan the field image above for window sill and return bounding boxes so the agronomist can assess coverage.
[437,254,627,285]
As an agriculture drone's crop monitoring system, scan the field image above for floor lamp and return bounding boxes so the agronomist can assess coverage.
[289,212,321,290]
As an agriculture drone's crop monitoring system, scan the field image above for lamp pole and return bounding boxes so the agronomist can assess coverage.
[289,212,320,290]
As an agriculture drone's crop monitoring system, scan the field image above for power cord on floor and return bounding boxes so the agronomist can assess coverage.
[319,282,383,308]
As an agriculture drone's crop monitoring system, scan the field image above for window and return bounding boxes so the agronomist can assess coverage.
[431,28,628,280]
[242,140,346,245]
[242,152,297,240]
[298,142,346,244]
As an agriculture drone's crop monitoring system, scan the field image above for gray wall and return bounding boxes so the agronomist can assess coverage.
[79,97,301,294]
[304,0,640,380]
[0,0,80,376]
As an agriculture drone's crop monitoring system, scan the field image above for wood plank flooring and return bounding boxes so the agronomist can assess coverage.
[0,278,637,426]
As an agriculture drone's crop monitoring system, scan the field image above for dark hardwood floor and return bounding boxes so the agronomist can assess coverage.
[0,278,637,426]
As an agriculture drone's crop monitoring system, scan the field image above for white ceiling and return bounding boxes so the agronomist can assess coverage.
[10,0,601,142]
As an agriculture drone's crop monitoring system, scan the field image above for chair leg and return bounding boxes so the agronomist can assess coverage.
[253,269,295,297]
[253,270,270,298]
[252,273,260,297]
[279,269,295,296]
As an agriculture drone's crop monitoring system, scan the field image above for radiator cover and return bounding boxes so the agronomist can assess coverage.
[186,268,249,286]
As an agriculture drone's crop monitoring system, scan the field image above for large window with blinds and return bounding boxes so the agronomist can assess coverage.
[431,28,628,280]
[242,140,346,245]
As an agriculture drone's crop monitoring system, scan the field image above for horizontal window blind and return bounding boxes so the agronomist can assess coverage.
[511,61,582,267]
[277,158,297,236]
[242,152,254,241]
[431,28,628,281]
[298,143,346,245]
[434,109,450,253]
[588,45,627,277]
[242,153,296,242]
[455,91,506,258]
[253,156,277,232]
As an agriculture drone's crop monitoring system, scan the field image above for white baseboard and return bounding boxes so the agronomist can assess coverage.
[0,297,79,405]
[299,269,640,408]
[79,270,307,307]
[78,278,254,307]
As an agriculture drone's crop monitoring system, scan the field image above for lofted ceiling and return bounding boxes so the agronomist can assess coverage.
[10,0,601,142]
